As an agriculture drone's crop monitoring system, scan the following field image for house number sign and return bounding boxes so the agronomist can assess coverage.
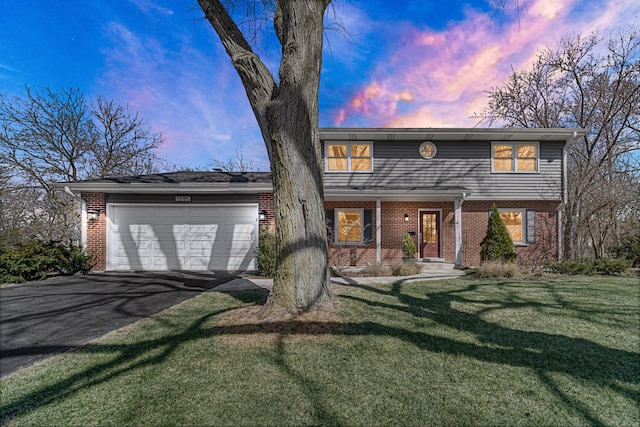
[175,195,192,203]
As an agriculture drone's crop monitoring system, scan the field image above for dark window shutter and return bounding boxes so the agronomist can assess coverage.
[526,209,536,244]
[363,209,373,242]
[326,209,335,242]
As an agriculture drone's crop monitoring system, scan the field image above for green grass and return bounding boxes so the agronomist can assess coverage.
[1,276,638,426]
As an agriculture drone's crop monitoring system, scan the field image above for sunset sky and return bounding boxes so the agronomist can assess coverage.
[1,0,638,170]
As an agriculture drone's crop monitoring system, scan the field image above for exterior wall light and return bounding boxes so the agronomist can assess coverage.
[259,210,267,221]
[87,209,100,221]
[404,213,409,222]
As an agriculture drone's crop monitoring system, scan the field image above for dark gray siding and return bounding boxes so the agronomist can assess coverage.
[106,193,258,204]
[322,140,564,200]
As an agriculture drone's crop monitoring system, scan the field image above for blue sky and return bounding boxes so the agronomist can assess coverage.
[1,0,638,171]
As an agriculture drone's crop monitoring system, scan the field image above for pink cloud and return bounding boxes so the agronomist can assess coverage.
[333,0,639,128]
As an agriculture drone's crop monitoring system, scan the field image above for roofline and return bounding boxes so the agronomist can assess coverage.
[319,127,588,141]
[55,182,274,194]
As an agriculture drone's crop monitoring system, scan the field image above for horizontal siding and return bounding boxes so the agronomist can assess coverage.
[322,140,564,200]
[107,193,258,204]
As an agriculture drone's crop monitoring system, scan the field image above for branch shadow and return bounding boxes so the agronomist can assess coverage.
[1,281,638,426]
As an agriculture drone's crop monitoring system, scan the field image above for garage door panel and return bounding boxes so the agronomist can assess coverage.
[108,205,257,271]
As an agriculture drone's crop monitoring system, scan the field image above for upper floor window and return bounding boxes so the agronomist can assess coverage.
[326,142,373,172]
[492,142,538,173]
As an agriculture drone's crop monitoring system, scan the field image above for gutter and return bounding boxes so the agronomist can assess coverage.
[64,187,87,250]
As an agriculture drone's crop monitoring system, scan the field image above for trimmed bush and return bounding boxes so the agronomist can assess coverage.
[257,228,276,277]
[402,232,417,259]
[480,204,517,263]
[545,258,631,275]
[0,241,90,284]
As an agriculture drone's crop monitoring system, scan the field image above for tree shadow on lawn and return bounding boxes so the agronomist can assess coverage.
[1,282,638,426]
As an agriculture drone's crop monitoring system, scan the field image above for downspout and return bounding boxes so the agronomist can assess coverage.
[64,186,87,250]
[454,192,468,268]
[558,131,578,260]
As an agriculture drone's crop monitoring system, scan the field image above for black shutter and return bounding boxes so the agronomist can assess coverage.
[326,209,335,242]
[363,209,373,242]
[526,209,536,244]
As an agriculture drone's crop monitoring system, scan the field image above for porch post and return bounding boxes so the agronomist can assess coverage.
[376,198,381,263]
[454,196,463,267]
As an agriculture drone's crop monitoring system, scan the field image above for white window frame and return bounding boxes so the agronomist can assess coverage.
[498,208,526,245]
[325,141,373,173]
[334,208,364,244]
[491,142,539,173]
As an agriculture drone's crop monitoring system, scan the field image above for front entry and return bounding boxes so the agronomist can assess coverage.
[420,211,441,258]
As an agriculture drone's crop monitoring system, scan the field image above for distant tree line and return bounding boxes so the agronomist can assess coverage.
[478,25,640,261]
[0,86,166,250]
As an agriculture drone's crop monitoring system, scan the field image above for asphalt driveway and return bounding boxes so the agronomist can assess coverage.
[0,271,238,378]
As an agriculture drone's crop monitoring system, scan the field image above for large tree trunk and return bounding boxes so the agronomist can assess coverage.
[198,0,333,313]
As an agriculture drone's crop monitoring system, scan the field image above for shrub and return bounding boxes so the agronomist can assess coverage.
[361,263,392,277]
[480,204,517,263]
[545,258,631,275]
[477,260,519,278]
[610,232,640,267]
[0,241,90,284]
[402,232,417,259]
[390,261,422,276]
[257,228,276,277]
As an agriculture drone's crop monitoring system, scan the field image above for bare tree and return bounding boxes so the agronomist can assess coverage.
[478,27,640,259]
[208,148,258,172]
[197,0,334,314]
[0,86,165,248]
[197,1,530,314]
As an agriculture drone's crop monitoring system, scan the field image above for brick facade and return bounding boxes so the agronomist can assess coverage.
[461,200,560,266]
[257,193,560,267]
[83,192,107,271]
[85,191,561,271]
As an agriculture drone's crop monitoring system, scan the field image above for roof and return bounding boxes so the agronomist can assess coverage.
[56,171,273,194]
[319,127,587,142]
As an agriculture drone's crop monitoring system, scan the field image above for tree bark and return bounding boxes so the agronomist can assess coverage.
[198,0,333,313]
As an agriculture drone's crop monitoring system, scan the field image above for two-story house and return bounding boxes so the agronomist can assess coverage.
[58,128,584,272]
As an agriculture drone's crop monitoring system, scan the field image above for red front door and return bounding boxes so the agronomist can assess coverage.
[420,211,440,258]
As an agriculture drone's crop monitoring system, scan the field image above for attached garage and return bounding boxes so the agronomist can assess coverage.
[107,204,258,271]
[57,171,273,272]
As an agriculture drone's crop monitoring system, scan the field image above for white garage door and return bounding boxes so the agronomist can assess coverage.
[107,204,258,271]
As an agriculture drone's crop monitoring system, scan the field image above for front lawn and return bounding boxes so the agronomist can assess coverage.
[1,276,638,426]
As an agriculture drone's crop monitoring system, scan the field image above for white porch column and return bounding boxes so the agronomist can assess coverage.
[376,198,381,263]
[454,196,464,267]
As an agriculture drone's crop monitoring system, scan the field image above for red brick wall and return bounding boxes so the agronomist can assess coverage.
[87,191,561,270]
[258,193,275,232]
[380,202,455,263]
[83,193,107,271]
[461,200,561,266]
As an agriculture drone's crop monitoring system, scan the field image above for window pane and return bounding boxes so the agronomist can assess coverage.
[351,158,371,171]
[493,145,512,158]
[328,144,347,157]
[337,211,362,242]
[493,158,513,171]
[351,144,370,157]
[328,158,347,170]
[517,145,536,158]
[500,212,523,242]
[517,158,537,171]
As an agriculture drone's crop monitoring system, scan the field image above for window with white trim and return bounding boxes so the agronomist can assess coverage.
[491,142,538,173]
[325,142,373,172]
